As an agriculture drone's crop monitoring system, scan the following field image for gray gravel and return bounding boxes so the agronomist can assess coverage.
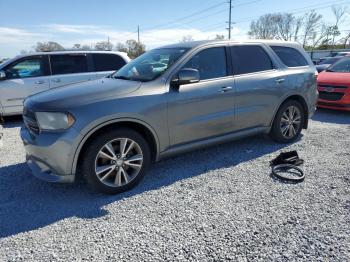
[0,109,349,261]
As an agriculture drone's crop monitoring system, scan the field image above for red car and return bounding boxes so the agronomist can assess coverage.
[317,57,350,111]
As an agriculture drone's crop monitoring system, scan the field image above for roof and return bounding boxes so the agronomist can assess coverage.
[14,50,129,59]
[158,39,301,49]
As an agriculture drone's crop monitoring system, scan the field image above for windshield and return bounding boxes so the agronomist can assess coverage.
[319,57,341,65]
[327,58,350,73]
[112,47,189,82]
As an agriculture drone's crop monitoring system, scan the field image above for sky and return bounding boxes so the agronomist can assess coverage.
[0,0,349,59]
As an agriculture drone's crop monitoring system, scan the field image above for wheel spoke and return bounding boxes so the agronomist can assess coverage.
[119,138,128,156]
[289,107,295,119]
[123,141,135,157]
[104,143,117,159]
[281,125,289,136]
[288,124,294,137]
[98,150,115,161]
[121,168,130,183]
[114,168,122,186]
[96,164,114,175]
[100,168,114,181]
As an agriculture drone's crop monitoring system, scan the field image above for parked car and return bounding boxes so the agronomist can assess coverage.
[333,51,350,57]
[317,57,350,111]
[21,40,318,194]
[0,51,130,116]
[316,56,344,72]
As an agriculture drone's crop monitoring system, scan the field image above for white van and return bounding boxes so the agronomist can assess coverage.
[0,51,130,116]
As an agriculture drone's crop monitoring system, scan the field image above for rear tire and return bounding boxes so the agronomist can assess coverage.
[270,100,305,143]
[82,128,151,194]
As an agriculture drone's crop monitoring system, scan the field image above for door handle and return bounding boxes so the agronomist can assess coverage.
[275,78,285,84]
[35,80,46,84]
[218,86,233,93]
[52,78,61,83]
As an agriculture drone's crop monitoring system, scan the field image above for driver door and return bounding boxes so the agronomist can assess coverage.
[167,46,236,146]
[0,55,50,115]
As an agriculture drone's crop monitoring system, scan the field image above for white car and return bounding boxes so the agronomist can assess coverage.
[0,51,130,116]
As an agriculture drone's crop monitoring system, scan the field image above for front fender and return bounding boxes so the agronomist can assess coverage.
[71,116,160,176]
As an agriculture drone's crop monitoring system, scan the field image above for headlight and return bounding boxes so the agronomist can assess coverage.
[35,112,75,131]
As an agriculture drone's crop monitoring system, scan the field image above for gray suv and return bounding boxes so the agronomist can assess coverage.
[21,40,318,194]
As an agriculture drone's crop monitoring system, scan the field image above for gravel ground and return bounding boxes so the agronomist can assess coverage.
[0,109,349,261]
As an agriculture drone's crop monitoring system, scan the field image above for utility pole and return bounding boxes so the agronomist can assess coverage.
[227,0,232,39]
[137,25,140,43]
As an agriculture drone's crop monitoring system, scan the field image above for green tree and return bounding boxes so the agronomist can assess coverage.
[125,39,146,58]
[95,41,113,51]
[34,41,65,52]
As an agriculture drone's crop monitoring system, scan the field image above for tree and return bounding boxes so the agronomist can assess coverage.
[72,44,81,50]
[214,34,225,40]
[331,5,347,47]
[181,35,194,42]
[81,45,92,51]
[115,42,128,53]
[95,41,113,51]
[301,10,323,47]
[34,41,65,52]
[308,23,328,51]
[248,14,278,39]
[125,39,145,58]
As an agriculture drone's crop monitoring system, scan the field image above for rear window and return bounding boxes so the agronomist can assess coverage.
[230,45,274,75]
[50,54,88,75]
[92,53,126,72]
[271,46,308,67]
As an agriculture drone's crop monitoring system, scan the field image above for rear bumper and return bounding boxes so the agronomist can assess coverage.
[20,125,82,183]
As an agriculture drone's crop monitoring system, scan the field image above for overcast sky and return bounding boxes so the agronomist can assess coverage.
[0,0,349,59]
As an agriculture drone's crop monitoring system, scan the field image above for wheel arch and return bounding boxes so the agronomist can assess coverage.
[72,118,160,177]
[271,94,309,129]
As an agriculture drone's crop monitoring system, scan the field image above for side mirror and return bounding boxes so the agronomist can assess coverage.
[171,68,199,88]
[0,70,6,80]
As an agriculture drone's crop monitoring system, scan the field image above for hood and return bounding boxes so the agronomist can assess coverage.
[317,71,350,86]
[25,78,141,110]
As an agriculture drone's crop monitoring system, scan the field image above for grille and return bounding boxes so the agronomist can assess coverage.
[318,84,348,90]
[318,91,344,101]
[23,108,40,134]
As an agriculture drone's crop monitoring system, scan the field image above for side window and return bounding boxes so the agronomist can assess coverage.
[50,54,88,75]
[183,47,227,80]
[271,46,308,67]
[92,54,126,72]
[230,45,274,75]
[4,56,47,79]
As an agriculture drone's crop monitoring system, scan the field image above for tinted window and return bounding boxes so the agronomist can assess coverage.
[328,57,350,73]
[183,47,227,80]
[231,45,273,75]
[50,54,88,75]
[5,56,48,79]
[92,54,126,72]
[271,46,308,67]
[319,57,341,65]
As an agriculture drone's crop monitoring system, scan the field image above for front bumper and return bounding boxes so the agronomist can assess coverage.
[317,85,350,111]
[21,125,82,183]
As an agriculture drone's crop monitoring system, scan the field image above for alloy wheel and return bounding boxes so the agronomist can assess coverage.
[94,138,143,187]
[279,105,302,139]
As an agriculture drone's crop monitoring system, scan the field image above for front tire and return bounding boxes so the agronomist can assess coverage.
[270,100,305,143]
[82,128,151,194]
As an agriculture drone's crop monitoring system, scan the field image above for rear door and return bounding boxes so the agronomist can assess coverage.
[230,44,285,130]
[49,53,95,88]
[0,55,50,115]
[92,53,127,79]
